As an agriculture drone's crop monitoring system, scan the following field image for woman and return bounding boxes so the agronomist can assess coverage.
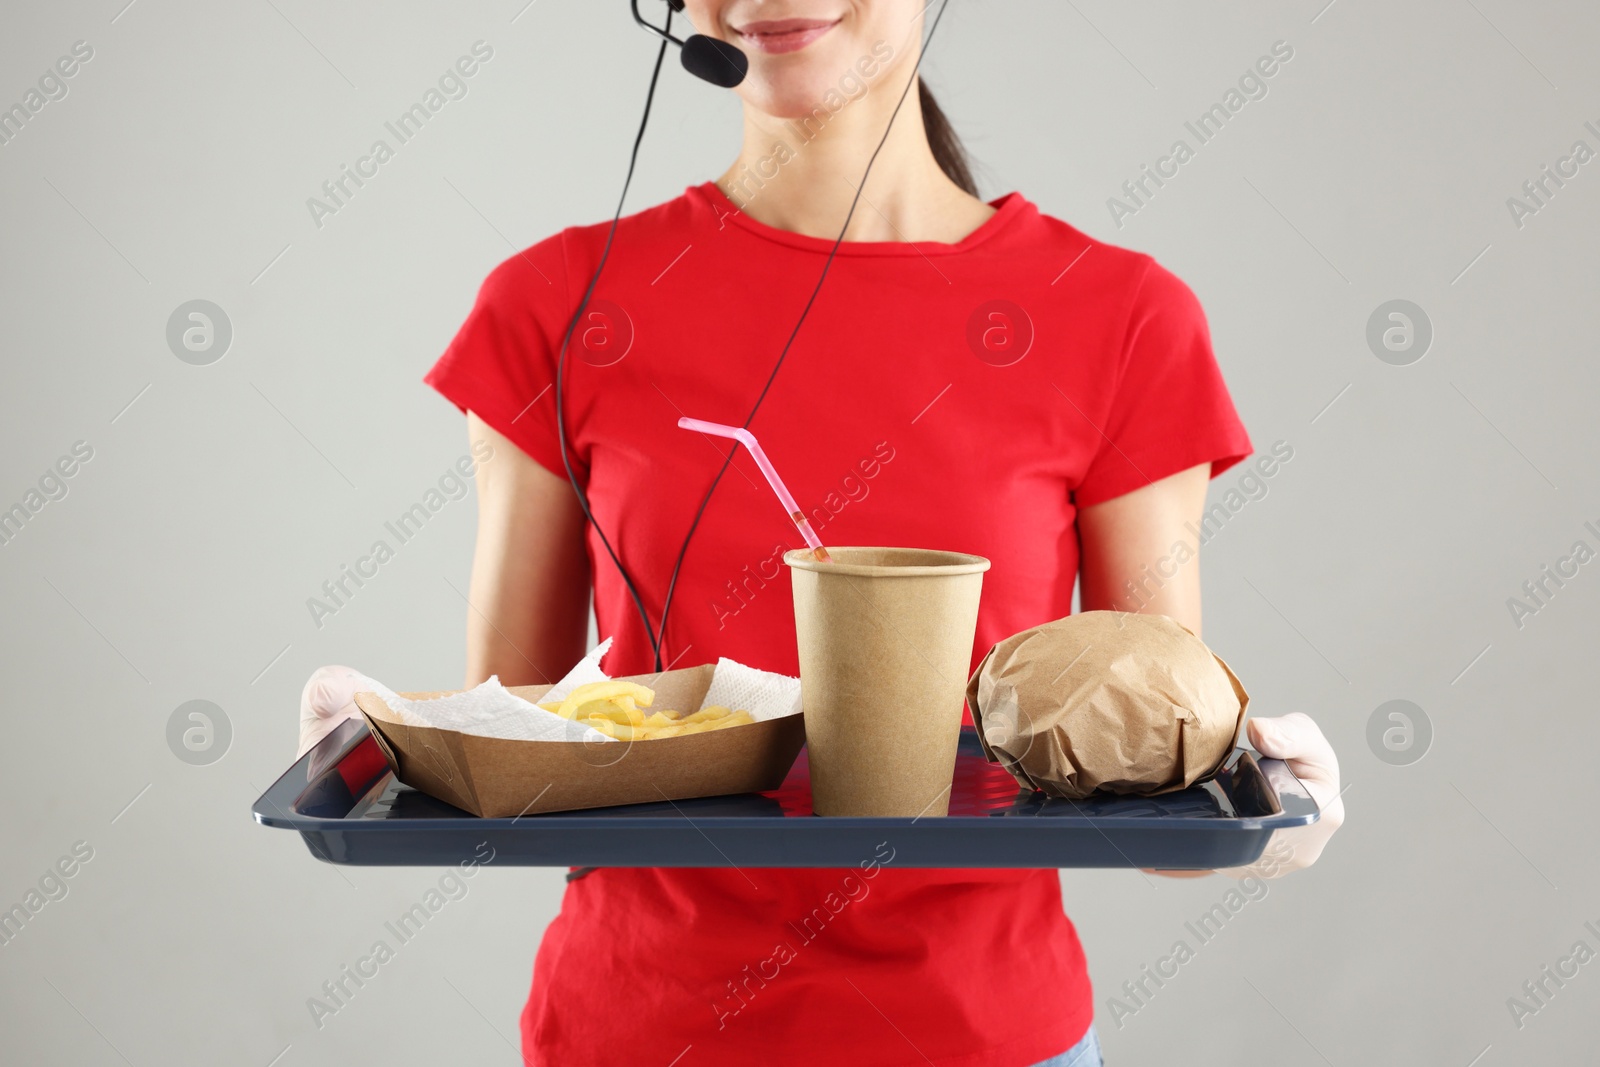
[301,2,1344,1063]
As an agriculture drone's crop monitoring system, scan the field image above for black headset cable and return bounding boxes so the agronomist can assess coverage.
[550,12,676,659]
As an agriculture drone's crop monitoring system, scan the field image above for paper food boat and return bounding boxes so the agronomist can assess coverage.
[353,659,806,818]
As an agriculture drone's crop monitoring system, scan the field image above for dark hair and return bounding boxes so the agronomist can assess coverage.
[919,81,977,196]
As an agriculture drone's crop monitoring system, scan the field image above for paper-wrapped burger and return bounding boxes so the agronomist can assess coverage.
[966,612,1249,800]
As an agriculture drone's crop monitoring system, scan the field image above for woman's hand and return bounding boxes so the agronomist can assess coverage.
[298,665,381,760]
[1222,712,1345,879]
[1146,712,1345,880]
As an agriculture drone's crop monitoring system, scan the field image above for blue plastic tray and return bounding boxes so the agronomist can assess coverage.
[255,721,1318,869]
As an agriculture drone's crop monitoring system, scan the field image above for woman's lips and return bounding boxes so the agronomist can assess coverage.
[734,17,841,54]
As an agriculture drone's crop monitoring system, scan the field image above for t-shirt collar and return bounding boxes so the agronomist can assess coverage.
[691,181,1032,256]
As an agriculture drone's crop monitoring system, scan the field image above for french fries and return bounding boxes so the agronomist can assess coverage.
[553,681,654,720]
[539,682,754,740]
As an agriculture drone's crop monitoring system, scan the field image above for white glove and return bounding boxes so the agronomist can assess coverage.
[1222,712,1346,879]
[298,665,383,760]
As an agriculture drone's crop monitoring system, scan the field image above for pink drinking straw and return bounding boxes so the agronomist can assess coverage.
[677,417,833,563]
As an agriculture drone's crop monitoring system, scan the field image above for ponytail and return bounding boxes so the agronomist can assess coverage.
[918,81,977,196]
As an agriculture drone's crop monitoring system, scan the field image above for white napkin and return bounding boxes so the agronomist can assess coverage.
[701,657,802,722]
[540,636,614,702]
[372,677,613,743]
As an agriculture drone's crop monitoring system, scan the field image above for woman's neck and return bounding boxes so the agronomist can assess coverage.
[716,82,995,244]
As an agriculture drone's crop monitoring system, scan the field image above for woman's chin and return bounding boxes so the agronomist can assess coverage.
[744,81,852,122]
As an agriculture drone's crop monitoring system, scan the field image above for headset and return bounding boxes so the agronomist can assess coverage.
[631,0,750,87]
[552,0,953,672]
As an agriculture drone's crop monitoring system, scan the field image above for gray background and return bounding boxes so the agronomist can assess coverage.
[2,0,1596,1064]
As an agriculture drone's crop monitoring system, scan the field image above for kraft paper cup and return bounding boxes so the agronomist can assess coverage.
[785,547,990,818]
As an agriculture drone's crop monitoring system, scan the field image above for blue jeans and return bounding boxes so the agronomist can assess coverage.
[1027,1025,1102,1067]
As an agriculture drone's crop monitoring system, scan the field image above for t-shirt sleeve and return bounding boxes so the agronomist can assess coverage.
[424,235,574,481]
[1074,258,1253,508]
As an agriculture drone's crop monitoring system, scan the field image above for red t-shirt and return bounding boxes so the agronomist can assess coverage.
[427,182,1250,1067]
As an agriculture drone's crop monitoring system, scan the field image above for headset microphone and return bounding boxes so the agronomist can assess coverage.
[630,0,749,87]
